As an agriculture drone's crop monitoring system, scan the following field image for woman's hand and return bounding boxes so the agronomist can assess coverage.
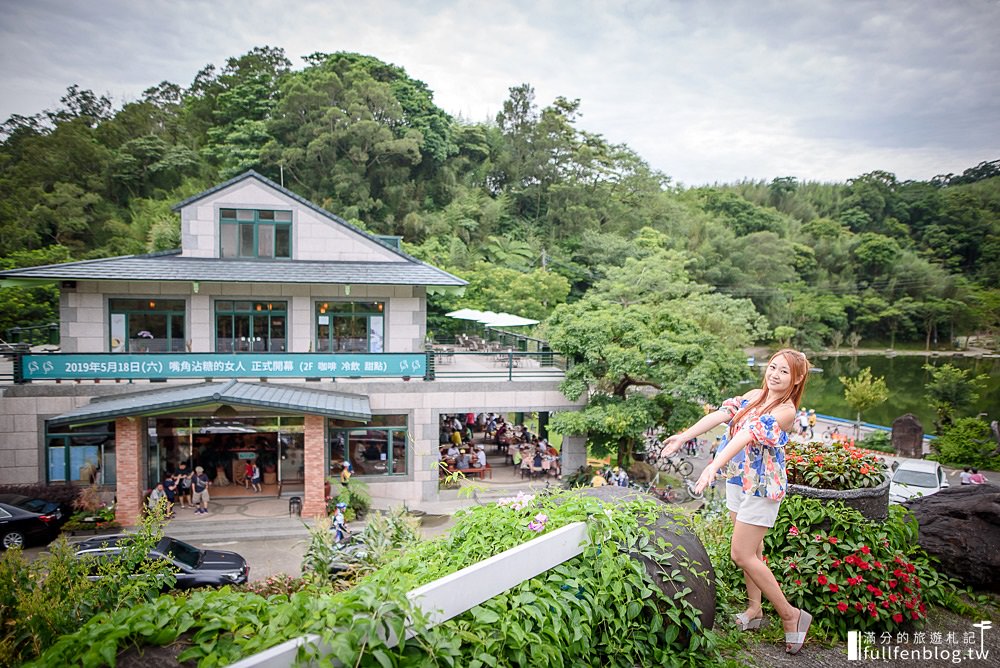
[658,434,685,459]
[693,463,718,495]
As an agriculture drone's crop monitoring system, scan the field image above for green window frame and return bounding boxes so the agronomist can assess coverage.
[46,422,116,485]
[109,298,186,353]
[315,301,385,353]
[220,208,292,259]
[215,300,287,353]
[329,415,407,477]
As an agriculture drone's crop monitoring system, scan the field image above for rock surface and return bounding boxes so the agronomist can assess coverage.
[891,413,924,458]
[580,485,717,631]
[903,484,1000,591]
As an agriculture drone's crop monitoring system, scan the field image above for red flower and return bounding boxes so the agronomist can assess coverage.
[855,602,864,611]
[888,593,898,603]
[911,611,920,620]
[888,579,897,589]
[893,568,903,578]
[789,562,797,570]
[874,561,883,569]
[867,601,876,612]
[829,583,839,593]
[832,559,841,568]
[859,561,871,571]
[860,545,871,555]
[870,610,878,618]
[903,586,912,594]
[817,575,828,585]
[905,600,915,609]
[892,613,903,623]
[837,602,849,612]
[829,536,838,544]
[795,579,802,585]
[845,555,858,566]
[906,563,915,573]
[919,603,926,613]
[814,534,824,542]
[788,525,800,536]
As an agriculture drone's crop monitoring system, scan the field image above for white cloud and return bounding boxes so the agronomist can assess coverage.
[1,0,997,184]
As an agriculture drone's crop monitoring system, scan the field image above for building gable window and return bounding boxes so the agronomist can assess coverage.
[215,301,287,352]
[109,299,186,353]
[316,301,384,353]
[220,209,292,259]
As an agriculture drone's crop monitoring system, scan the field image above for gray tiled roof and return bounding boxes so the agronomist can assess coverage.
[0,250,466,286]
[47,380,371,426]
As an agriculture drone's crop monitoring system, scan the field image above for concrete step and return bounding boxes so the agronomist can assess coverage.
[164,516,314,544]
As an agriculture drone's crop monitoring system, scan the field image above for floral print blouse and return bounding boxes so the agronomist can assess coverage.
[718,396,789,501]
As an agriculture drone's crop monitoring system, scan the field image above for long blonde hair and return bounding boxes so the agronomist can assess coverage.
[728,348,809,437]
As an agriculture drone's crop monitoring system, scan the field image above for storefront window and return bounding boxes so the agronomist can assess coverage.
[109,299,185,353]
[147,415,304,489]
[46,422,116,484]
[215,301,287,352]
[315,301,384,353]
[328,415,407,477]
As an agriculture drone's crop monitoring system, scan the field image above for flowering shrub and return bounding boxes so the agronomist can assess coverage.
[236,573,312,597]
[786,440,886,490]
[771,496,952,636]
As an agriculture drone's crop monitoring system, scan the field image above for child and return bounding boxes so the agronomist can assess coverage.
[250,461,262,493]
[333,502,350,543]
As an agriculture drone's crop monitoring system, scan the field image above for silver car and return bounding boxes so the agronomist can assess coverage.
[889,460,949,504]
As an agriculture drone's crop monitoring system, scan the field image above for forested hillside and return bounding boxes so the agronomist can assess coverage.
[2,47,998,350]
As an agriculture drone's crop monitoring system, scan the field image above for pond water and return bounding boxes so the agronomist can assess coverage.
[769,354,1000,434]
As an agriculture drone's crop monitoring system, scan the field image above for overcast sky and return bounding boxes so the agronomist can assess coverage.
[2,0,998,185]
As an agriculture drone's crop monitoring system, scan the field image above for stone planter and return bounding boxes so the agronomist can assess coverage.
[788,475,890,521]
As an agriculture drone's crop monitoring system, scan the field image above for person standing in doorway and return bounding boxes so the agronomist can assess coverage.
[660,349,813,654]
[191,466,211,514]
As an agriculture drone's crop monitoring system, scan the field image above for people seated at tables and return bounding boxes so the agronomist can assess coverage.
[456,449,471,470]
[475,445,488,468]
[446,443,460,458]
[450,427,463,447]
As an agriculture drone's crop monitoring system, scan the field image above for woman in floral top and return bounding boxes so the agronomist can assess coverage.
[660,349,813,654]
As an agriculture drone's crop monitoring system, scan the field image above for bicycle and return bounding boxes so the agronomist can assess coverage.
[651,454,694,478]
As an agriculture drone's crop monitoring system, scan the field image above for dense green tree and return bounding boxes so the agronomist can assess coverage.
[544,296,748,466]
[840,367,889,439]
[923,363,988,431]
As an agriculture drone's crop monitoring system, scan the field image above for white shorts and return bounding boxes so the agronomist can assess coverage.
[725,483,780,528]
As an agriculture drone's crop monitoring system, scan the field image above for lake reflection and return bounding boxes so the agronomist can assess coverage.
[789,354,1000,434]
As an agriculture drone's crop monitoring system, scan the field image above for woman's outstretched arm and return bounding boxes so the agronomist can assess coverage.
[659,408,731,458]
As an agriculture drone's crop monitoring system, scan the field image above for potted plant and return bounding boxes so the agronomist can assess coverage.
[785,440,890,521]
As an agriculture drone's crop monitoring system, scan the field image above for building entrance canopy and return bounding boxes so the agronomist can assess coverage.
[47,379,371,427]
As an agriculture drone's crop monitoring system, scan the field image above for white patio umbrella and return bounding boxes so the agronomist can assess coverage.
[474,311,501,325]
[445,308,487,320]
[482,312,540,327]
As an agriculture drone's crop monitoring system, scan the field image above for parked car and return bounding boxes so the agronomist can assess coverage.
[889,460,949,504]
[0,494,67,549]
[73,534,249,588]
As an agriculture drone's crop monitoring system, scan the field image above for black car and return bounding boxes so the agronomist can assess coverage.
[0,495,66,549]
[73,534,250,588]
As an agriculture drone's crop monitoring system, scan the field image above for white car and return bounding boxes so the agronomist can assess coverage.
[888,460,949,504]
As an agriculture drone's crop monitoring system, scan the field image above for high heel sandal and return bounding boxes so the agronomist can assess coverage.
[785,609,812,654]
[733,612,764,631]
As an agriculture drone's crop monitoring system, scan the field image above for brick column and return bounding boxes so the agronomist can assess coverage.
[302,414,328,518]
[115,417,144,527]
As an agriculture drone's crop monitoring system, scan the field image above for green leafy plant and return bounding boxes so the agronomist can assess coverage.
[766,496,957,637]
[235,573,313,598]
[929,417,1000,469]
[786,440,887,490]
[857,431,894,453]
[0,504,172,666]
[326,477,371,519]
[29,490,724,667]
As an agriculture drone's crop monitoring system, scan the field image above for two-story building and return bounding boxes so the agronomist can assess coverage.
[0,171,586,524]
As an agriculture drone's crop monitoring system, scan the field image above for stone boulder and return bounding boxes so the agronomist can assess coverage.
[903,485,1000,591]
[892,414,924,458]
[579,486,717,631]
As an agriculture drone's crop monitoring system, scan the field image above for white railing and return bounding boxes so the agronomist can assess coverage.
[228,521,591,667]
